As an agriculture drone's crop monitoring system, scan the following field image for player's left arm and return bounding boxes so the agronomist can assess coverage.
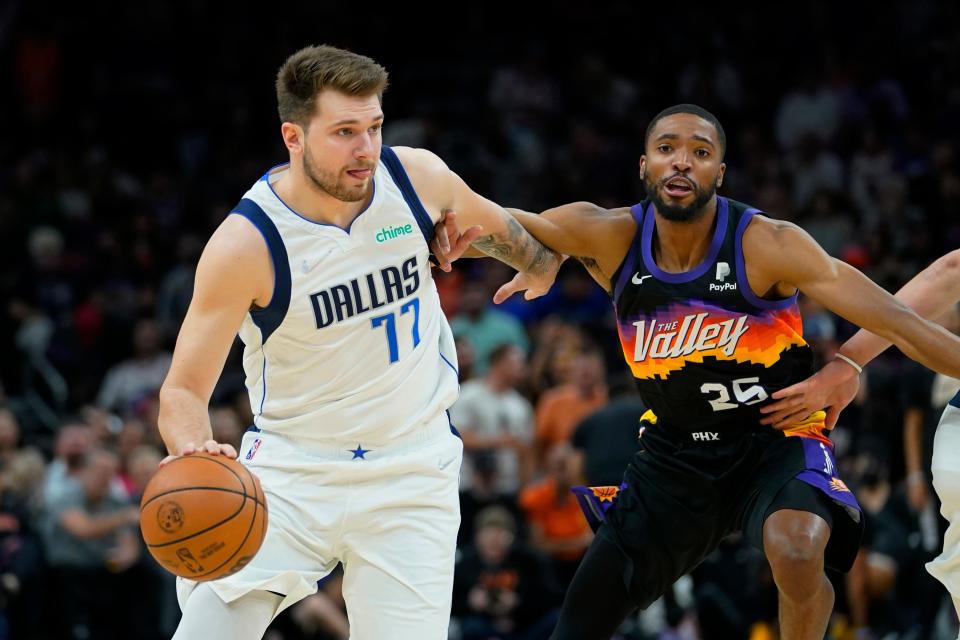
[762,249,960,428]
[394,147,562,299]
[744,217,960,379]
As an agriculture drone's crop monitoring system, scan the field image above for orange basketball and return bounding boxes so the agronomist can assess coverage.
[139,452,268,581]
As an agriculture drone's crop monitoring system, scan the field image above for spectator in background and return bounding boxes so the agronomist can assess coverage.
[124,444,162,501]
[275,568,350,640]
[210,405,243,453]
[519,443,593,585]
[42,447,143,640]
[535,348,608,457]
[96,318,172,416]
[452,506,560,640]
[527,319,586,397]
[155,234,202,341]
[788,138,845,212]
[775,69,841,151]
[455,335,477,385]
[800,190,855,258]
[450,344,534,497]
[845,456,913,639]
[0,410,20,471]
[458,450,527,548]
[451,285,528,376]
[43,421,92,504]
[571,381,645,487]
[0,448,46,639]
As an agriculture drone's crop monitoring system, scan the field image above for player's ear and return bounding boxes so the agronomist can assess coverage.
[281,122,305,156]
[716,162,726,188]
[638,156,646,180]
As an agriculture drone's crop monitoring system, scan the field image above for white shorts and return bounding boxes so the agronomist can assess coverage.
[927,402,960,598]
[177,412,463,640]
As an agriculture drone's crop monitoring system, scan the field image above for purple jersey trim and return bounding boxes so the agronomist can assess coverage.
[641,197,729,284]
[734,208,799,310]
[612,204,647,301]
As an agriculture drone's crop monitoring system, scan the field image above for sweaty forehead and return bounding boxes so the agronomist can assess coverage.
[649,113,719,146]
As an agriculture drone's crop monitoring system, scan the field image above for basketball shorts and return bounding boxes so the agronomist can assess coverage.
[176,412,463,640]
[928,400,960,599]
[577,419,863,610]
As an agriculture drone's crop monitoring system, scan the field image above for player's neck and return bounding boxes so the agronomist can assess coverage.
[273,167,373,228]
[651,198,718,273]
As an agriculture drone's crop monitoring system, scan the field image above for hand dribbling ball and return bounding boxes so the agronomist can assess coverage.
[139,453,268,581]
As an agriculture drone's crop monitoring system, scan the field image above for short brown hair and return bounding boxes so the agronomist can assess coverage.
[276,45,389,125]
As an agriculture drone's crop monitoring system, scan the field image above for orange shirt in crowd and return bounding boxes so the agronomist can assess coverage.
[535,385,608,448]
[519,478,592,561]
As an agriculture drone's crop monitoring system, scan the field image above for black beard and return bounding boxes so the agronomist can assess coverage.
[643,173,716,223]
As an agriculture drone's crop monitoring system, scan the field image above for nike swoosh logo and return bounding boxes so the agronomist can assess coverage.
[438,455,461,471]
[300,250,333,274]
[631,273,652,285]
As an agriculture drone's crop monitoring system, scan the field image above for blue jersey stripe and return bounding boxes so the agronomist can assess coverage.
[232,198,292,344]
[379,146,434,246]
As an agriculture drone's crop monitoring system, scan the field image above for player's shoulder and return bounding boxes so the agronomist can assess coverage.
[194,212,273,302]
[740,212,805,253]
[389,146,449,176]
[207,212,271,258]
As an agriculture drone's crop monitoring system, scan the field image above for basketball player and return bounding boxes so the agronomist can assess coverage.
[761,249,960,630]
[158,45,560,640]
[440,105,960,640]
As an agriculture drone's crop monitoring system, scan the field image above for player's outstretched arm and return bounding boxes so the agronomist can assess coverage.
[762,249,960,428]
[158,216,272,462]
[431,202,635,297]
[506,203,635,293]
[748,219,960,379]
[394,147,562,300]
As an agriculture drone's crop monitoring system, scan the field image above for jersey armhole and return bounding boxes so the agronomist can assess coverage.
[611,203,647,301]
[379,146,435,247]
[734,209,799,310]
[231,198,292,342]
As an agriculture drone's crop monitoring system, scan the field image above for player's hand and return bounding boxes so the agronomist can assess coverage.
[431,209,484,272]
[759,359,860,430]
[160,440,238,466]
[493,252,566,304]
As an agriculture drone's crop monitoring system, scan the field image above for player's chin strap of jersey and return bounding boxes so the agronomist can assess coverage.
[571,411,656,531]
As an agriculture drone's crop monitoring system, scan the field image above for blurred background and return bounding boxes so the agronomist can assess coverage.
[2,0,960,638]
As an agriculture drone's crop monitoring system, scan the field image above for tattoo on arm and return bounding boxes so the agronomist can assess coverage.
[573,256,612,293]
[472,215,554,274]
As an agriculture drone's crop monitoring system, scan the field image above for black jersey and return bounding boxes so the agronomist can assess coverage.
[611,197,827,442]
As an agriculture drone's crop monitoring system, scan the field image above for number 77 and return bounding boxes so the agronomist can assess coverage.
[370,298,421,363]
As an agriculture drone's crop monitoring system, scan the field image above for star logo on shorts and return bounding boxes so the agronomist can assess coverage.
[349,444,371,460]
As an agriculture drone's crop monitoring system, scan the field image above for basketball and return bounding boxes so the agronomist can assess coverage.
[139,453,268,581]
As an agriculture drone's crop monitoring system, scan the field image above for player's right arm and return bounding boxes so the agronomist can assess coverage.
[494,203,636,299]
[158,215,273,460]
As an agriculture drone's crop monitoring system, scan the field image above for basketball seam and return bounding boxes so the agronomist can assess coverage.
[141,486,267,512]
[144,489,248,547]
[189,491,260,580]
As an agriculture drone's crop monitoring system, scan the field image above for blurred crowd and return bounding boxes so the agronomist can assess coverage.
[2,0,960,638]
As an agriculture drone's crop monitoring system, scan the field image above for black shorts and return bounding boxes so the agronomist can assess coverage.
[600,423,863,610]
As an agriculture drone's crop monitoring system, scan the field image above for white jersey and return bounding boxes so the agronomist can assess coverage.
[232,146,459,446]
